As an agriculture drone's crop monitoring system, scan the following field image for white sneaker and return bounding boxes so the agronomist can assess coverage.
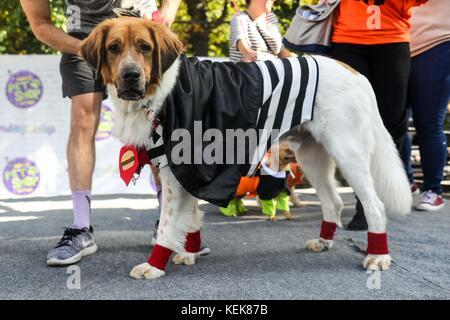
[416,190,444,211]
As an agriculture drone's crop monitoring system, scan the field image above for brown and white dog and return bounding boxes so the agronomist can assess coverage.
[81,17,412,279]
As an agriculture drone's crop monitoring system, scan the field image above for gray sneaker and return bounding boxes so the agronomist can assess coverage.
[47,227,97,266]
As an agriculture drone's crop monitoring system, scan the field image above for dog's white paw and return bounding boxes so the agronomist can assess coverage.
[172,252,198,265]
[305,238,333,252]
[129,262,165,279]
[363,254,392,271]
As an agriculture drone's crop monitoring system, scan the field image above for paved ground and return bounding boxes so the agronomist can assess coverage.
[0,189,449,300]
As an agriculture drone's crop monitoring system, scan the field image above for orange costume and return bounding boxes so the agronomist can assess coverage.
[332,0,427,45]
[235,163,303,198]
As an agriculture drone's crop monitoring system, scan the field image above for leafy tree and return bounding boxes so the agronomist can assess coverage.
[173,0,298,57]
[0,0,298,56]
[0,0,66,54]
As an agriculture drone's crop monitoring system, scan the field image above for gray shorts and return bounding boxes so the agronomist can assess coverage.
[60,33,107,99]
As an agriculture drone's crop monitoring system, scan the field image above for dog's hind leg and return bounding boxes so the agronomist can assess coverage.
[289,187,303,208]
[318,131,391,271]
[130,166,201,279]
[291,136,343,252]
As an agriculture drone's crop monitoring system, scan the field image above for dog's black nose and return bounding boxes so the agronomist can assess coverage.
[122,69,141,82]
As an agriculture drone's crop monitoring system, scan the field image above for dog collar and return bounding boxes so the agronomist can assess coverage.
[141,100,162,130]
[145,109,162,131]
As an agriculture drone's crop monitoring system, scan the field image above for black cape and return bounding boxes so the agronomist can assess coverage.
[148,55,318,207]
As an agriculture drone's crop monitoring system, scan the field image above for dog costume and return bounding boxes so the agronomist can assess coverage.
[220,161,299,218]
[120,55,318,207]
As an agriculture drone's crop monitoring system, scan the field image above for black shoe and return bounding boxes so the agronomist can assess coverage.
[346,198,368,231]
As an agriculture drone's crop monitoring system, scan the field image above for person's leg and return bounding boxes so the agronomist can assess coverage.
[399,104,415,188]
[369,43,411,151]
[68,92,103,228]
[46,93,102,266]
[47,52,105,266]
[401,130,414,185]
[410,41,450,209]
[330,43,370,78]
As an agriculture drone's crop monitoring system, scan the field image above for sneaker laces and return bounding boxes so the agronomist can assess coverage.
[55,228,84,248]
[421,190,437,204]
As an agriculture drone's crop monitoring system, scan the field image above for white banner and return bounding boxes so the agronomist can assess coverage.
[0,55,156,199]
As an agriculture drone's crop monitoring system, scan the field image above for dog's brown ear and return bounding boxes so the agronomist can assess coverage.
[80,20,113,82]
[147,21,185,84]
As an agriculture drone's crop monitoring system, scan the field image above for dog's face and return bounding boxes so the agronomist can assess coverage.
[81,17,184,101]
[278,142,296,170]
[266,141,297,172]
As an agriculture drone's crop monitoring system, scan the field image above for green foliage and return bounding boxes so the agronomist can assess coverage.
[0,0,298,56]
[0,0,66,54]
[172,0,298,57]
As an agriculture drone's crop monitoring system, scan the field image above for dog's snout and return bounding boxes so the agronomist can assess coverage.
[122,68,141,83]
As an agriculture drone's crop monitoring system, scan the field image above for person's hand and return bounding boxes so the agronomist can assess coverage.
[75,40,83,57]
[278,48,297,59]
[159,9,176,27]
[159,0,181,27]
[243,50,257,62]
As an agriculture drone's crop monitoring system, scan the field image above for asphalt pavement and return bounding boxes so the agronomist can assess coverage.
[0,188,449,300]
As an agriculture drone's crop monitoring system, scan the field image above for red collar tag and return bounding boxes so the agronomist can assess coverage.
[119,145,140,186]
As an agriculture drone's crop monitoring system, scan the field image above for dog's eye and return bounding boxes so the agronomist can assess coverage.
[108,43,121,54]
[139,43,151,53]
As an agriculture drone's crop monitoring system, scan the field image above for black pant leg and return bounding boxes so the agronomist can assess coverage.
[368,42,411,150]
[330,43,371,78]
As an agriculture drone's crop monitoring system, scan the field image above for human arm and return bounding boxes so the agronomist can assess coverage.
[160,0,182,27]
[231,15,257,62]
[20,0,81,55]
[237,39,258,62]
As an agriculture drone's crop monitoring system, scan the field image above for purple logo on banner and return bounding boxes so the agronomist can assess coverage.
[3,158,40,195]
[95,103,114,141]
[6,71,43,108]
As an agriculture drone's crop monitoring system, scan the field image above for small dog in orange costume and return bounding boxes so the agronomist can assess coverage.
[220,142,303,220]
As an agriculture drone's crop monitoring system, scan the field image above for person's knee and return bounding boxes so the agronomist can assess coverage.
[70,95,102,139]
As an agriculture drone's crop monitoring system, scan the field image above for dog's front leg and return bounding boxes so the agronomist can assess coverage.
[171,184,204,266]
[130,166,199,279]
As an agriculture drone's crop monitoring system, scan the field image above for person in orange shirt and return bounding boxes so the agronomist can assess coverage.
[330,0,427,230]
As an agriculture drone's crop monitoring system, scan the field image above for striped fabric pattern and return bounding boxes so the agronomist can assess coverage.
[147,124,167,168]
[245,55,319,176]
[229,12,283,63]
[147,55,319,177]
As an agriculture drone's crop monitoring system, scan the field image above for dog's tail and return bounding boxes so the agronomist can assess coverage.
[369,89,412,216]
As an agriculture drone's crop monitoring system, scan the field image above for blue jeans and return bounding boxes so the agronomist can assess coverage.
[408,41,450,194]
[401,129,414,185]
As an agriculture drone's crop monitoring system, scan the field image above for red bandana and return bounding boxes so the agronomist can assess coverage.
[119,145,151,186]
